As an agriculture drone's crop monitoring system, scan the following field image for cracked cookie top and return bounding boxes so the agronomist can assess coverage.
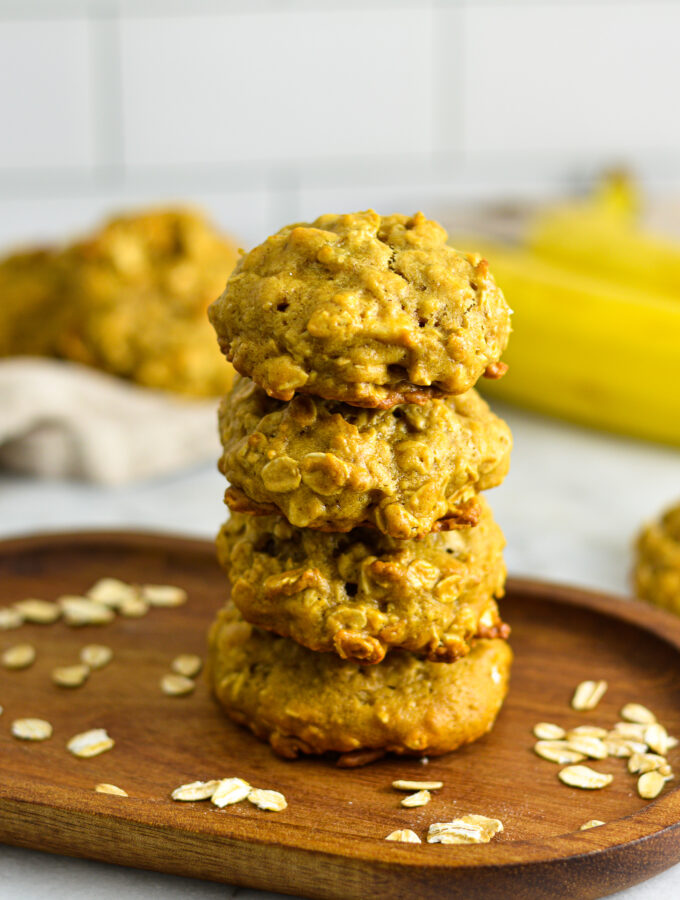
[209,210,511,407]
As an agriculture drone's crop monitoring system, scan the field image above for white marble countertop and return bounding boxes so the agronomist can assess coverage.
[1,402,679,900]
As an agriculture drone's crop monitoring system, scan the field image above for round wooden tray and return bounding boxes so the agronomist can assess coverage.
[1,530,680,900]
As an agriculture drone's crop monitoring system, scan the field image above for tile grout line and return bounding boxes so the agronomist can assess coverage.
[88,4,126,187]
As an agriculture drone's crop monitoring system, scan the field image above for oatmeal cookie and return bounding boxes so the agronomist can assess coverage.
[635,502,680,613]
[54,209,239,397]
[207,602,512,759]
[0,248,64,358]
[219,376,511,538]
[209,210,511,407]
[217,498,507,664]
[0,209,239,396]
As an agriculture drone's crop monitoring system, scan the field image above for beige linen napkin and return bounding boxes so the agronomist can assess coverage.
[0,358,220,484]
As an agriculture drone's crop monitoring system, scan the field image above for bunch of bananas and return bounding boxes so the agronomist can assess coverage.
[454,174,680,445]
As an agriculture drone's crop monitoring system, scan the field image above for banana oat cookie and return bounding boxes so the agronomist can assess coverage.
[219,376,511,538]
[0,248,64,358]
[635,502,680,613]
[0,209,239,397]
[217,498,508,664]
[209,210,511,408]
[55,209,239,397]
[207,603,512,759]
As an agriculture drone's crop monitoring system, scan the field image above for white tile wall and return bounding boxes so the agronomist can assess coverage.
[119,9,434,166]
[0,1,679,251]
[460,2,680,161]
[0,186,269,253]
[0,19,94,169]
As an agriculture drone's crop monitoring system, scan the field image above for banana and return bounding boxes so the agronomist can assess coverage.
[453,238,680,446]
[528,174,680,296]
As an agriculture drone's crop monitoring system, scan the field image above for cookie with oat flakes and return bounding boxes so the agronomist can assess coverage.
[219,376,511,538]
[207,602,512,760]
[208,210,511,408]
[216,497,508,665]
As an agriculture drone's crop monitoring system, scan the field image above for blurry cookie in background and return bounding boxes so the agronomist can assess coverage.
[0,248,63,357]
[0,208,240,398]
[635,502,680,613]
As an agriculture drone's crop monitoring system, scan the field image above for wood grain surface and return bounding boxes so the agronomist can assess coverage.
[2,530,680,900]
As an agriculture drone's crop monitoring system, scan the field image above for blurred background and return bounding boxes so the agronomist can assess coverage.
[0,0,679,595]
[4,0,680,245]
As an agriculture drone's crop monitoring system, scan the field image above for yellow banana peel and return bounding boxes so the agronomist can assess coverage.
[529,209,680,297]
[528,172,680,296]
[454,238,680,446]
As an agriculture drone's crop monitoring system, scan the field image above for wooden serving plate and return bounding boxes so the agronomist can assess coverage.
[2,531,680,900]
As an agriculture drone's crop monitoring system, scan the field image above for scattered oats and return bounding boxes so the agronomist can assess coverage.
[645,723,669,756]
[247,788,287,811]
[567,725,608,740]
[13,599,61,624]
[463,814,504,837]
[2,643,36,669]
[161,673,195,697]
[171,654,202,678]
[401,790,431,808]
[638,770,666,800]
[612,722,647,741]
[211,777,251,808]
[0,705,3,715]
[11,718,52,741]
[80,644,113,669]
[385,829,421,843]
[628,753,667,775]
[620,703,657,725]
[566,736,608,760]
[604,737,647,758]
[140,584,187,608]
[558,765,613,790]
[392,780,443,791]
[118,595,149,618]
[427,821,484,844]
[534,741,586,765]
[659,764,674,779]
[427,815,503,844]
[0,608,24,630]
[571,680,608,711]
[96,783,128,797]
[580,820,605,830]
[67,728,114,758]
[533,722,566,740]
[52,663,90,688]
[667,736,679,749]
[59,596,114,626]
[87,578,138,609]
[171,780,220,802]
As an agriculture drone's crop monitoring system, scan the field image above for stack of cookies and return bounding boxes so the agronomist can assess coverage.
[207,211,513,763]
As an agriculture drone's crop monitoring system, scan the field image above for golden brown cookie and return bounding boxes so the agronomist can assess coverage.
[55,209,238,397]
[219,376,511,538]
[209,210,511,408]
[217,498,507,664]
[635,502,680,613]
[0,248,63,358]
[0,208,239,397]
[207,602,512,759]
